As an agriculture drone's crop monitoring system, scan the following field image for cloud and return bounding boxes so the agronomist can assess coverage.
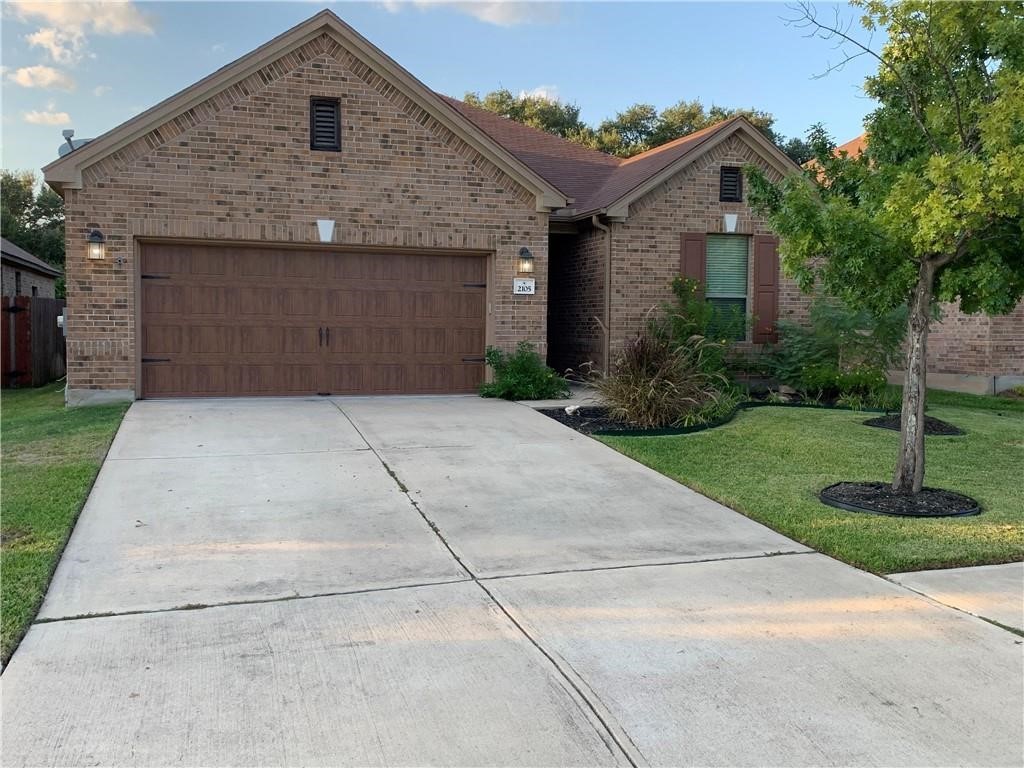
[6,65,76,91]
[381,1,561,27]
[25,28,85,65]
[93,84,112,97]
[519,84,560,102]
[12,1,153,64]
[23,102,71,125]
[211,43,225,53]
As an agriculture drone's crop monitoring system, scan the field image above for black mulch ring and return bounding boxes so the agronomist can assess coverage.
[820,481,980,518]
[538,406,636,435]
[863,413,965,436]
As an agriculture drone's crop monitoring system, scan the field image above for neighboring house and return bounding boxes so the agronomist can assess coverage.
[1,238,60,299]
[807,135,1024,395]
[43,10,803,404]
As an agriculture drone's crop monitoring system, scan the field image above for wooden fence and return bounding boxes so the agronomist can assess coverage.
[2,297,66,388]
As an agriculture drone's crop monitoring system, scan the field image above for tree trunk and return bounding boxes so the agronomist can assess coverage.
[893,260,936,494]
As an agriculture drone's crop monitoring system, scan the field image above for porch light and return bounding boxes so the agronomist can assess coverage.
[517,247,535,275]
[87,229,106,260]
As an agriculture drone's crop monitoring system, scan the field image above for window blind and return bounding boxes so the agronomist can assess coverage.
[705,235,748,297]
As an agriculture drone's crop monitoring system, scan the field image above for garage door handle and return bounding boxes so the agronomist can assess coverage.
[325,327,330,345]
[142,357,170,363]
[318,327,323,346]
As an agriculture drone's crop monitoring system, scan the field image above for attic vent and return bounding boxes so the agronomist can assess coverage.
[310,98,341,152]
[720,166,743,202]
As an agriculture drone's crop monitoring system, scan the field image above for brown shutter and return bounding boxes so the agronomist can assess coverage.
[679,233,707,286]
[753,235,780,343]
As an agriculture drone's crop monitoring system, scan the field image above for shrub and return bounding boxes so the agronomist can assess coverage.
[479,342,570,401]
[773,294,906,404]
[594,329,730,429]
[657,277,746,374]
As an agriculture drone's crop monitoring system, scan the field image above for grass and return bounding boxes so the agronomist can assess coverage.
[600,389,1024,574]
[1,381,128,664]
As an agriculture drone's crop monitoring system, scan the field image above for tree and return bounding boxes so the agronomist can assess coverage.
[747,1,1024,494]
[1,170,66,296]
[463,89,586,138]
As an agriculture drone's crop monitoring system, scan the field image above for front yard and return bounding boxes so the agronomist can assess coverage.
[1,382,128,664]
[601,391,1024,574]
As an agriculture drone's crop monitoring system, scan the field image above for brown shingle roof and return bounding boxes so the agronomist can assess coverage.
[1,237,61,278]
[438,95,620,205]
[439,97,768,217]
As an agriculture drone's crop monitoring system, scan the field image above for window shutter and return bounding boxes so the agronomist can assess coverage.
[753,235,779,343]
[705,236,748,296]
[310,98,340,151]
[720,166,742,202]
[679,233,706,289]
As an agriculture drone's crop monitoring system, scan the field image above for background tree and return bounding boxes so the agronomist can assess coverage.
[747,0,1024,494]
[1,170,66,296]
[462,89,586,138]
[461,89,810,162]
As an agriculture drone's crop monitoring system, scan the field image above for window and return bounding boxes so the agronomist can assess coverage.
[15,271,21,295]
[705,235,748,340]
[31,286,38,297]
[719,166,742,202]
[310,97,341,151]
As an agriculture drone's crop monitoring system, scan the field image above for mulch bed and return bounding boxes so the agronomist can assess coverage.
[820,481,980,517]
[538,406,635,435]
[862,413,965,436]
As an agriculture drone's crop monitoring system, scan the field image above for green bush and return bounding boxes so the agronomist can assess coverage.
[594,329,730,429]
[657,277,746,373]
[479,342,570,400]
[774,295,906,406]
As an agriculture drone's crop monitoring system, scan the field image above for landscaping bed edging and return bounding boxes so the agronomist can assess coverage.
[819,481,981,518]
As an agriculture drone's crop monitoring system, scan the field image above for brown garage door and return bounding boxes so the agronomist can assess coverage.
[140,243,487,398]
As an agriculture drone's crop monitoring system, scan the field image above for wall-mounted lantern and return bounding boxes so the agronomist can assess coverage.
[517,247,535,275]
[87,229,106,260]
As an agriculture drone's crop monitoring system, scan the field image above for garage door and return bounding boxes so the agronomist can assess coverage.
[140,244,487,398]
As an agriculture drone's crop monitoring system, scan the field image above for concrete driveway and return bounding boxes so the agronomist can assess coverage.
[2,397,1021,766]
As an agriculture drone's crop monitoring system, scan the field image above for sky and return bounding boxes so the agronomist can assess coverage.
[1,1,880,175]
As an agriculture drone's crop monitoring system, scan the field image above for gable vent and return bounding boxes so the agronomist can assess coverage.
[720,166,743,202]
[310,98,341,152]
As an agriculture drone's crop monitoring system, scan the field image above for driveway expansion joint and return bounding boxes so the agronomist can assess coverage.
[331,400,640,768]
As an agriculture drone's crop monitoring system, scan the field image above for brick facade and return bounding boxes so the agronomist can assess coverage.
[61,33,548,396]
[548,229,607,374]
[1,264,56,299]
[925,301,1024,380]
[603,134,807,365]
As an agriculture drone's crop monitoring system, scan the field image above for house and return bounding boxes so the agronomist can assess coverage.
[1,238,60,299]
[43,10,805,405]
[807,135,1024,395]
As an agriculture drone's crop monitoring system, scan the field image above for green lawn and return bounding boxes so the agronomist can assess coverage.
[1,382,128,664]
[601,391,1024,574]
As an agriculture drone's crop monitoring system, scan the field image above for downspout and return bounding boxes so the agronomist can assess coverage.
[591,214,612,375]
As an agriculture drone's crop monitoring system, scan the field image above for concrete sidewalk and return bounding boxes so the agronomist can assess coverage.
[890,562,1024,632]
[2,396,1021,767]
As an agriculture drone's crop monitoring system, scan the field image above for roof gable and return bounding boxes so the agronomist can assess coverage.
[1,238,62,277]
[43,11,568,210]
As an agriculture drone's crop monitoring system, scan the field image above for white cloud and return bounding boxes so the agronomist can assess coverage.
[519,84,560,102]
[25,27,85,64]
[13,1,153,64]
[23,102,71,125]
[381,1,560,27]
[93,84,112,97]
[6,64,76,91]
[211,43,225,53]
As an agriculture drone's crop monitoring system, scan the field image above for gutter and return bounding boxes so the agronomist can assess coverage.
[591,214,612,375]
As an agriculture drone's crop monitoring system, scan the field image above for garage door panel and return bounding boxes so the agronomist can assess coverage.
[141,245,487,397]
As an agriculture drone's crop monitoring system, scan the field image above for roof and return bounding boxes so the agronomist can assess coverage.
[42,10,568,211]
[0,238,61,278]
[42,9,800,221]
[441,100,799,219]
[803,133,867,173]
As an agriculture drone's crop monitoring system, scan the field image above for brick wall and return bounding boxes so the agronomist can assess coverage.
[608,134,807,357]
[547,228,606,374]
[926,300,1024,377]
[1,265,56,299]
[63,33,548,394]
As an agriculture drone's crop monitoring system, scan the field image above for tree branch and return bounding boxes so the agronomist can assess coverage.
[785,1,941,154]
